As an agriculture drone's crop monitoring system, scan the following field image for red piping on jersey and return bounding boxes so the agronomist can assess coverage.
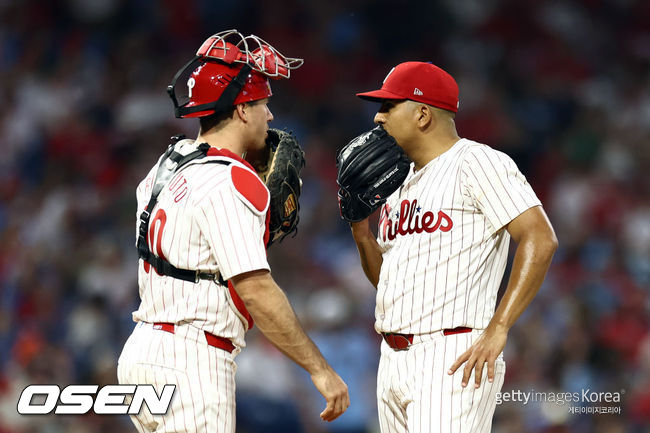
[228,281,254,330]
[263,210,271,248]
[206,146,269,331]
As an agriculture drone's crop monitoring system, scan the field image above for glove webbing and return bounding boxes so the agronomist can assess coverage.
[136,140,229,285]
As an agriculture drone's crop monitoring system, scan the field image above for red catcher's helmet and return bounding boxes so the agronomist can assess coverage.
[182,63,272,118]
[168,29,303,119]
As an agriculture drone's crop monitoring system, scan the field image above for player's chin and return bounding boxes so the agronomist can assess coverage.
[256,134,267,150]
[382,125,396,139]
[387,130,406,149]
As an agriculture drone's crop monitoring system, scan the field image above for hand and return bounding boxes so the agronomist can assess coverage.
[447,324,508,388]
[310,368,350,422]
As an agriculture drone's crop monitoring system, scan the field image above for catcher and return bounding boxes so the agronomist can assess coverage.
[118,30,349,433]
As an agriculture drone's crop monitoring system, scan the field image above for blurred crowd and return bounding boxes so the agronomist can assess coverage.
[0,0,648,432]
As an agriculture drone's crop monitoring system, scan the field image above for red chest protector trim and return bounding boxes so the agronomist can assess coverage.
[206,147,272,330]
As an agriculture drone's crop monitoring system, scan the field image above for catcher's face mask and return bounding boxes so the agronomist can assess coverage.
[168,29,303,119]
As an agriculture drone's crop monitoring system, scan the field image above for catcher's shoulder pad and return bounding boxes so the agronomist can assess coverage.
[229,164,270,215]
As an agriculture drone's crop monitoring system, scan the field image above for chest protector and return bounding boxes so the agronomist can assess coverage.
[136,136,230,284]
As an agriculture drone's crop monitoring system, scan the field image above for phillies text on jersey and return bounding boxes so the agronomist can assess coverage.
[375,139,541,335]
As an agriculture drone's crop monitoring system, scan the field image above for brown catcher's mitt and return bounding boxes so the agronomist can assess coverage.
[247,128,305,247]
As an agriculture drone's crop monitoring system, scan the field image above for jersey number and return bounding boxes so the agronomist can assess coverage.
[143,208,168,275]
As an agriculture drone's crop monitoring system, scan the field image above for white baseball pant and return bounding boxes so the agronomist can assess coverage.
[377,329,505,433]
[118,322,240,433]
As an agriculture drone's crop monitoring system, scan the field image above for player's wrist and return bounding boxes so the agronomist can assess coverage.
[309,365,331,379]
[350,219,372,238]
[488,320,511,333]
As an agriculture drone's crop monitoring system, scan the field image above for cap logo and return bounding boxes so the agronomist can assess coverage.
[187,77,196,98]
[383,67,396,84]
[413,88,423,96]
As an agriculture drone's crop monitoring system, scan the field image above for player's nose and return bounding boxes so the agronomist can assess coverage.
[266,105,274,122]
[374,112,386,125]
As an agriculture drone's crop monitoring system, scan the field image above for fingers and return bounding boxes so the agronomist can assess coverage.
[447,328,507,389]
[448,348,496,389]
[473,356,483,388]
[335,394,349,421]
[448,348,477,388]
[337,389,350,419]
[332,386,350,421]
[447,349,470,375]
[319,400,335,421]
[314,372,349,422]
[319,390,350,422]
[462,355,477,388]
[487,358,495,384]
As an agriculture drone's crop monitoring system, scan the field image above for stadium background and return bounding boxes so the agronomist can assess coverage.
[0,0,648,432]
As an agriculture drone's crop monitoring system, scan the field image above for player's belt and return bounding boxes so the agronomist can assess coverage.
[382,327,473,351]
[153,322,236,353]
[381,333,413,351]
[442,326,473,336]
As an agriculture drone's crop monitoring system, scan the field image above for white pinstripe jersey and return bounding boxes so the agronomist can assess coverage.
[131,139,270,348]
[375,138,541,335]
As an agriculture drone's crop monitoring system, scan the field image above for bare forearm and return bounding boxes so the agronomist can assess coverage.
[491,234,557,330]
[447,236,555,388]
[233,270,350,421]
[350,220,383,288]
[234,274,328,374]
[449,206,558,388]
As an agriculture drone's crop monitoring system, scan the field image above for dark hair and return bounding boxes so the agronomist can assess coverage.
[198,107,236,133]
[198,100,266,133]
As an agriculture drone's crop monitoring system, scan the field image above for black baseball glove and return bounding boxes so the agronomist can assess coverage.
[336,127,411,222]
[247,128,305,247]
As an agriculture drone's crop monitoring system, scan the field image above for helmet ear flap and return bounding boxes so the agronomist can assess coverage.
[167,56,202,117]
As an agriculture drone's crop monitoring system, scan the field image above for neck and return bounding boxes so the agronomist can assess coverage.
[195,124,246,157]
[411,131,460,171]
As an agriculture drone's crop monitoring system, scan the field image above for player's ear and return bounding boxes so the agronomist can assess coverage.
[415,103,433,130]
[235,103,248,122]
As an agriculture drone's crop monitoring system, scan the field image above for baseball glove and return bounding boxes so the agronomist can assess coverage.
[336,126,411,222]
[247,128,305,247]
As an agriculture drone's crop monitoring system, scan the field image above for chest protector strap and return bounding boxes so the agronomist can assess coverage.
[137,137,229,284]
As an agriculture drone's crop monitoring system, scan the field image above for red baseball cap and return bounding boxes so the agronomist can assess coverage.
[357,62,459,113]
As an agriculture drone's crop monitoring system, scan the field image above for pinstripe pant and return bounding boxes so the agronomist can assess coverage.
[118,322,239,433]
[377,329,505,433]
